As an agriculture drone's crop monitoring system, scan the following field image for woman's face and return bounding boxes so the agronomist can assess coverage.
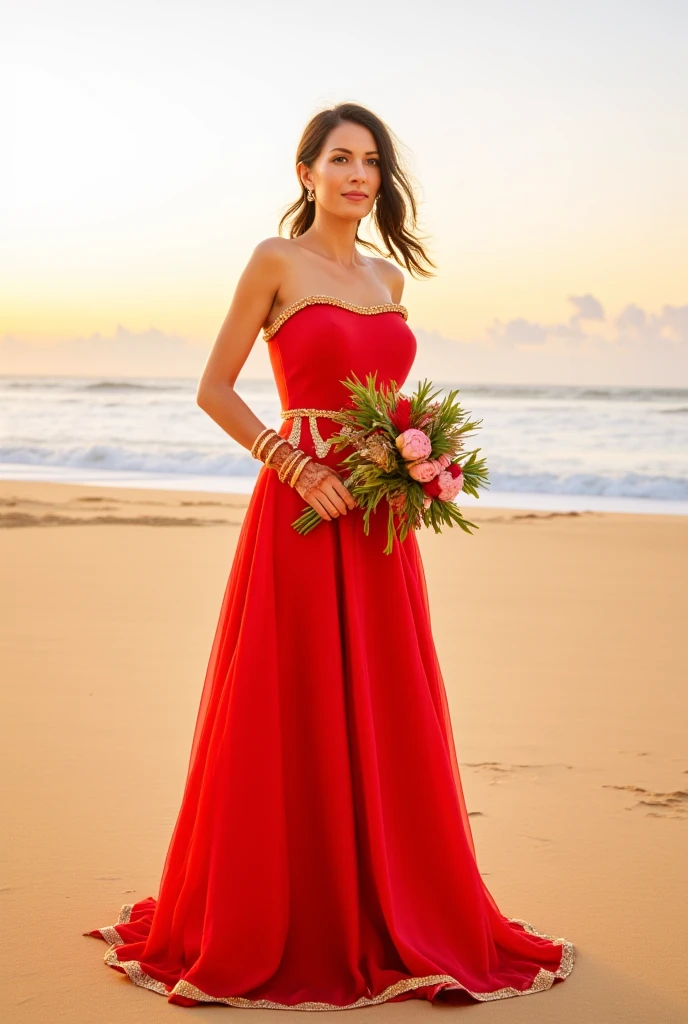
[300,121,382,221]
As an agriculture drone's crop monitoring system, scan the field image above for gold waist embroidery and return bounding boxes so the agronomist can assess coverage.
[280,407,349,458]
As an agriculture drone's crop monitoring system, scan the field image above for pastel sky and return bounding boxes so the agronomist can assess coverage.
[3,0,687,385]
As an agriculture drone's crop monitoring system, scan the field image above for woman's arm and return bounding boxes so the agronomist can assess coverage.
[196,239,282,449]
[196,239,356,521]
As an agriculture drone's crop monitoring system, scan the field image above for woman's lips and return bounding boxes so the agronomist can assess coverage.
[343,192,368,201]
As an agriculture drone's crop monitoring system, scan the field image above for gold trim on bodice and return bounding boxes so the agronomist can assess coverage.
[263,294,408,341]
[280,407,349,459]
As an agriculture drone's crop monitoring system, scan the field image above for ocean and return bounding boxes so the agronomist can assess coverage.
[1,374,687,515]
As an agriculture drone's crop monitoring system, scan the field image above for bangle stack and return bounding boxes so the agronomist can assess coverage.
[289,454,312,488]
[277,448,313,487]
[251,427,290,466]
[250,427,313,487]
[250,427,281,461]
[264,438,291,467]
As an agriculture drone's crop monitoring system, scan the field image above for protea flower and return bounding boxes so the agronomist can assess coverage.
[389,395,412,432]
[422,462,464,501]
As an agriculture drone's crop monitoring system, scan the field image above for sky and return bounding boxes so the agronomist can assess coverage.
[2,0,687,385]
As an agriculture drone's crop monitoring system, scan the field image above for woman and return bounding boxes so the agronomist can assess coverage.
[84,102,575,1009]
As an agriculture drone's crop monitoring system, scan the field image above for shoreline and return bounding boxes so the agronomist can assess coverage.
[1,477,686,528]
[1,467,686,517]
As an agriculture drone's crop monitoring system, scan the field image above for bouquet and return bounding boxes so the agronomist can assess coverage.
[291,373,490,554]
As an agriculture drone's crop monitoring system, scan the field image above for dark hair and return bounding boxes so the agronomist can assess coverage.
[277,102,437,279]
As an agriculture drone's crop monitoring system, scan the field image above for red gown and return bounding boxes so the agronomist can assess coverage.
[84,295,575,1009]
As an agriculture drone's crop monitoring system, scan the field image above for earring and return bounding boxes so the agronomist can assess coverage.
[306,188,315,202]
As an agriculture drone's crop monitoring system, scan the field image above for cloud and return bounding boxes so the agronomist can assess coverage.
[488,317,548,347]
[412,296,688,386]
[486,295,688,353]
[614,302,688,346]
[568,293,605,324]
[615,303,646,331]
[0,323,272,379]
[660,305,688,341]
[2,297,687,387]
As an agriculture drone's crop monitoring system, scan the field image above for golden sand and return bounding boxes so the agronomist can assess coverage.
[2,480,686,1021]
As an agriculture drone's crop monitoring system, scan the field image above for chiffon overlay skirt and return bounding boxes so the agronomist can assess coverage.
[84,430,575,1009]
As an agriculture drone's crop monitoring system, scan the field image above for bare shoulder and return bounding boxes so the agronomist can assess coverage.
[367,256,405,304]
[250,235,293,268]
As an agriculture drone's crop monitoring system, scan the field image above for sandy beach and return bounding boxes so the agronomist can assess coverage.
[2,479,686,1022]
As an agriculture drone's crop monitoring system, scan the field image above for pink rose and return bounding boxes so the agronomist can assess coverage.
[422,496,433,510]
[408,460,440,482]
[395,428,432,461]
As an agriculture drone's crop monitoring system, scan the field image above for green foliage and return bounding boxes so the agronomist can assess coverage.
[291,372,490,553]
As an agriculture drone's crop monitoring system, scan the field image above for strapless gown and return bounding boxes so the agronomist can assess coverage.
[84,295,575,1009]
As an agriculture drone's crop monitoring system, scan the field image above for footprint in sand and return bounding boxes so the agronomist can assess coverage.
[602,783,688,819]
[462,761,573,785]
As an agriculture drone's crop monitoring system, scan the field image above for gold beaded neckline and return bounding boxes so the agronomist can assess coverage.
[263,294,408,341]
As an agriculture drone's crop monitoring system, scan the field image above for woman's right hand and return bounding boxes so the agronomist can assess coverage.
[265,439,356,520]
[292,459,357,521]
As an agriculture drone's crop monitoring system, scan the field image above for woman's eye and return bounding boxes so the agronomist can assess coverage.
[332,157,379,165]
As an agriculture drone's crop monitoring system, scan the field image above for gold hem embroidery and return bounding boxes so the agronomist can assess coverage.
[96,903,575,1010]
[263,295,408,342]
[95,901,132,945]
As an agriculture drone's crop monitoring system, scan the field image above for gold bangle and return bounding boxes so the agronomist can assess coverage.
[289,453,311,484]
[256,430,280,459]
[259,433,285,462]
[250,426,273,456]
[289,454,312,487]
[278,448,305,483]
[250,426,275,458]
[255,429,280,460]
[263,437,291,467]
[278,449,304,482]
